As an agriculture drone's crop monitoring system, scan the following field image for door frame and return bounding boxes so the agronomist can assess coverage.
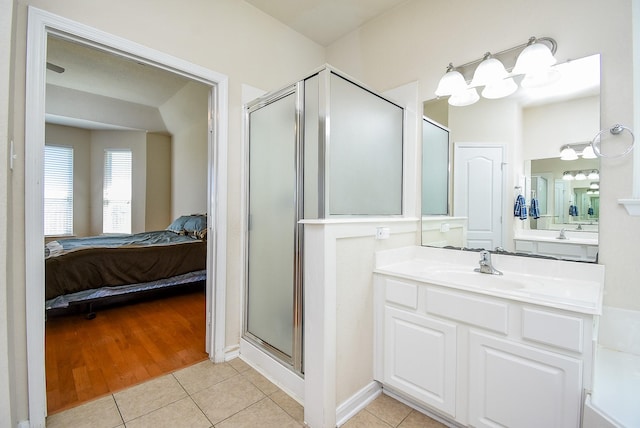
[25,7,228,426]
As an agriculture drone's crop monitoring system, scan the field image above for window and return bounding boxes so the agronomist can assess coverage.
[103,149,132,234]
[44,145,73,236]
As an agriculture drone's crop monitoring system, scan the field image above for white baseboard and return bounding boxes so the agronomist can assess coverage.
[223,344,240,361]
[336,381,382,427]
[239,338,304,404]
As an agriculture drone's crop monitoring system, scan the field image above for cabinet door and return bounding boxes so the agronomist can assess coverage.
[384,306,456,416]
[469,331,582,428]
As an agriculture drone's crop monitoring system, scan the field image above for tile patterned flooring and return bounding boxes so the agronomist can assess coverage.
[46,358,447,428]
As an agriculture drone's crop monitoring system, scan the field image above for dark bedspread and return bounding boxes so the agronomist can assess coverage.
[45,231,206,300]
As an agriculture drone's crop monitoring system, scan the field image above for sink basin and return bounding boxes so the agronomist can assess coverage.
[424,268,530,290]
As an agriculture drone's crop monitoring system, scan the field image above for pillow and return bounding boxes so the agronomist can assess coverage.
[183,214,207,239]
[167,214,207,238]
[166,215,190,234]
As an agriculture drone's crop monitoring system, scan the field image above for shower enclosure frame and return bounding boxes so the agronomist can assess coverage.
[244,82,305,374]
[243,66,404,377]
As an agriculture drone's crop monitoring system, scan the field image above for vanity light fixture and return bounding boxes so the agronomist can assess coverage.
[470,53,509,88]
[434,36,558,106]
[559,142,598,160]
[482,77,518,99]
[448,87,480,107]
[590,182,600,190]
[512,37,560,88]
[582,143,597,159]
[434,64,467,97]
[574,171,587,180]
[563,169,595,181]
[560,145,579,161]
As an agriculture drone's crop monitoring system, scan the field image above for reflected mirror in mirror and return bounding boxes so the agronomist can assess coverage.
[528,157,599,230]
[421,53,600,262]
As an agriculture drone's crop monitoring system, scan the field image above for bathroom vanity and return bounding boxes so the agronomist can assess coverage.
[373,246,604,428]
[513,230,598,262]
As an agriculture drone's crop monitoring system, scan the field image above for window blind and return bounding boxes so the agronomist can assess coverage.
[103,149,132,234]
[44,145,73,236]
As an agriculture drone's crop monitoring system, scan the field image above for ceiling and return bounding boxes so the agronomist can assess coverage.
[47,36,192,108]
[245,0,408,46]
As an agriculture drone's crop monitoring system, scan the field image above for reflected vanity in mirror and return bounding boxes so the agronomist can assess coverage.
[422,53,601,262]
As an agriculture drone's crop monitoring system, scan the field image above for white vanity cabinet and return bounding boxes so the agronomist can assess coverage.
[468,331,582,428]
[384,306,457,416]
[374,274,595,428]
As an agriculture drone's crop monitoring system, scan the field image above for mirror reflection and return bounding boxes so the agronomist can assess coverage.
[422,54,600,262]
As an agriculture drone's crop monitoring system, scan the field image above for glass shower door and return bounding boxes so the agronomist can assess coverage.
[246,89,302,369]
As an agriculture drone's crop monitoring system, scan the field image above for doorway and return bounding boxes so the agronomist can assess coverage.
[453,144,505,250]
[25,8,228,426]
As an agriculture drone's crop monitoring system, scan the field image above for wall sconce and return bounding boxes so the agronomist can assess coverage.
[559,142,597,160]
[434,36,558,106]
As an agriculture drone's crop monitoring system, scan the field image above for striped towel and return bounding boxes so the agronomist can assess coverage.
[514,194,527,220]
[530,198,540,219]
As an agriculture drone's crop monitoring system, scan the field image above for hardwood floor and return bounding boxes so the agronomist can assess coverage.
[45,289,208,415]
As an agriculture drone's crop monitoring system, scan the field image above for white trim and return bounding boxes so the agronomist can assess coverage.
[336,381,382,426]
[303,219,419,428]
[239,338,305,404]
[223,345,241,362]
[25,7,228,425]
[618,0,640,213]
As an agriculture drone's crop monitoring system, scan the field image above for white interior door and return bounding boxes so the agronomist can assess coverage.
[453,144,504,250]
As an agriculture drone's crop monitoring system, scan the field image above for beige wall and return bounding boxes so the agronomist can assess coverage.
[45,124,91,237]
[523,96,600,160]
[5,0,325,423]
[327,0,639,311]
[45,125,173,237]
[158,81,209,218]
[145,133,172,231]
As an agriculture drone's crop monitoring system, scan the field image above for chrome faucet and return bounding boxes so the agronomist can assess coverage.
[557,228,567,240]
[474,250,503,275]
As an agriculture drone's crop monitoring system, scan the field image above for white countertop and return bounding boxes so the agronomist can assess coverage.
[374,246,604,315]
[514,230,598,245]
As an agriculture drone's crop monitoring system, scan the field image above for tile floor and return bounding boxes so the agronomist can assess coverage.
[46,358,447,428]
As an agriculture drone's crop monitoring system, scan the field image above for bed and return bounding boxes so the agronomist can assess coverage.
[45,214,208,317]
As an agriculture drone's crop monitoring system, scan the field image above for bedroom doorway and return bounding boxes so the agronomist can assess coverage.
[25,8,228,426]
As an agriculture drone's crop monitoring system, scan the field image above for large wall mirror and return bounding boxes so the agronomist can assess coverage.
[422,53,600,262]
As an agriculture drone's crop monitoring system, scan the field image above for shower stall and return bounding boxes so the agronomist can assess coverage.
[244,67,404,375]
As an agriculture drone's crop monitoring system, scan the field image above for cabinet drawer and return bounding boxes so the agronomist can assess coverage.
[385,279,418,309]
[425,288,508,334]
[522,307,584,353]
